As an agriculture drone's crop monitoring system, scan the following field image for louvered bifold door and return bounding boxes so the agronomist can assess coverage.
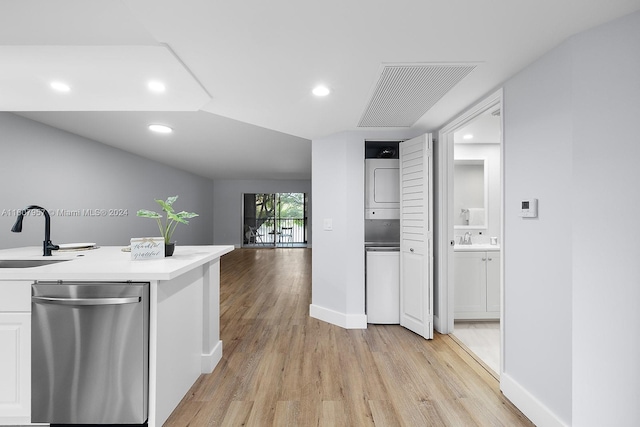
[399,134,433,339]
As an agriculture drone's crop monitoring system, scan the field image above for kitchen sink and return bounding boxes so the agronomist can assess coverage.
[0,259,71,268]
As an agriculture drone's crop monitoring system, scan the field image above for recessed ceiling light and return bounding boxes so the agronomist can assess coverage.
[148,81,166,92]
[312,85,330,97]
[148,124,173,134]
[50,81,70,92]
[463,134,473,140]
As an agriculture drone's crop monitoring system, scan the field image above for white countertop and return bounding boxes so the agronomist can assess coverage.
[0,245,234,281]
[454,244,501,252]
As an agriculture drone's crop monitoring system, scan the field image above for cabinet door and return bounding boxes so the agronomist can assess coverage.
[366,251,400,324]
[454,252,486,314]
[486,252,501,313]
[0,313,30,419]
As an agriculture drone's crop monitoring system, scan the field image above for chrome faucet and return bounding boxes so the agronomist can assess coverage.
[459,231,473,245]
[11,205,59,256]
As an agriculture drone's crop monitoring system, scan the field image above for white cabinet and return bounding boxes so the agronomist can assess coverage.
[0,282,31,423]
[366,249,400,324]
[485,252,500,313]
[454,251,500,319]
[0,313,30,420]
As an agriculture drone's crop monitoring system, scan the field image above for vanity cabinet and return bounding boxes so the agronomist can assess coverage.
[0,282,31,423]
[454,251,500,319]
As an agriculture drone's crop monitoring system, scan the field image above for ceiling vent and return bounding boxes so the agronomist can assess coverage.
[358,63,477,128]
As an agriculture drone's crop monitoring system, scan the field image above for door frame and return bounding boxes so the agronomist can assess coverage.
[435,89,503,339]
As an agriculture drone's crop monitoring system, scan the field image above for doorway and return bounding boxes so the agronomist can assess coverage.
[242,193,308,247]
[436,89,503,376]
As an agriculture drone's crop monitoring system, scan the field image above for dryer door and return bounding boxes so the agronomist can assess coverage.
[365,159,399,219]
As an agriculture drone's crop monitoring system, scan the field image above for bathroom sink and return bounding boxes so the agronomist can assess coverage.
[0,259,71,268]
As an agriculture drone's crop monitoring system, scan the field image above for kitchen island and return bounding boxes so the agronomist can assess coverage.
[0,245,234,426]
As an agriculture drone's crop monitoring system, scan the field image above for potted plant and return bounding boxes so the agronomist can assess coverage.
[136,196,198,256]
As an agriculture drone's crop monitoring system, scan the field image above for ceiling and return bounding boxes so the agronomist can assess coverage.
[454,109,501,145]
[2,1,639,180]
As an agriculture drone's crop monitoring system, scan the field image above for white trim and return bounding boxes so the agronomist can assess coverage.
[0,417,31,425]
[433,121,452,334]
[436,89,503,337]
[439,90,502,134]
[309,304,368,329]
[498,91,506,378]
[501,373,569,427]
[433,315,443,332]
[201,340,223,373]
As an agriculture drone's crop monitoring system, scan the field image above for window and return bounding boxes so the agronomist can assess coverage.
[242,193,307,247]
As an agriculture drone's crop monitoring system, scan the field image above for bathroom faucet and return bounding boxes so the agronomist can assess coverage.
[11,205,59,256]
[460,231,473,245]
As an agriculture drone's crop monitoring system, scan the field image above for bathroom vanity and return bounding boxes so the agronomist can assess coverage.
[0,245,233,427]
[454,244,500,320]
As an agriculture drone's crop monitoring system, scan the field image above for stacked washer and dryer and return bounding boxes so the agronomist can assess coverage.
[365,155,401,324]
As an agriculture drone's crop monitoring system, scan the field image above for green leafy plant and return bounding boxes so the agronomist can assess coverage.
[136,196,199,244]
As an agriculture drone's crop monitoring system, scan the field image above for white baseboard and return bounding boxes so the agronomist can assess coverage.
[434,314,452,334]
[0,416,32,425]
[201,340,223,373]
[309,304,367,329]
[501,372,569,427]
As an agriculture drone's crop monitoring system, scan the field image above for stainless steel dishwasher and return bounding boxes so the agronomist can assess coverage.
[31,281,149,425]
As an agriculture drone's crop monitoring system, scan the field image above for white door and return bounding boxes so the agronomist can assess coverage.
[399,133,433,339]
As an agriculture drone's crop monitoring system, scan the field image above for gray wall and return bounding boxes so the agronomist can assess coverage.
[570,11,640,426]
[312,131,365,321]
[502,10,640,426]
[0,113,214,249]
[503,39,574,425]
[212,179,311,246]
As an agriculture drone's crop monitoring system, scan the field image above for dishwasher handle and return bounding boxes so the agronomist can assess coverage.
[32,296,141,306]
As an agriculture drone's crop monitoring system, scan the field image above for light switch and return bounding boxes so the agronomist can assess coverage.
[323,218,333,231]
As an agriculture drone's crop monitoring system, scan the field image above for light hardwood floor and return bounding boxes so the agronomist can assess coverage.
[164,248,533,426]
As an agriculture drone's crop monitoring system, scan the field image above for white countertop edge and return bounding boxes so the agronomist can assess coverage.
[454,244,501,252]
[0,245,235,281]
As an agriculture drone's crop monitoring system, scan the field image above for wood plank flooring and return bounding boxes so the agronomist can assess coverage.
[164,248,533,426]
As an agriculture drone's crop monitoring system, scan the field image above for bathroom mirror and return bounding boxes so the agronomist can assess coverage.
[454,159,488,229]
